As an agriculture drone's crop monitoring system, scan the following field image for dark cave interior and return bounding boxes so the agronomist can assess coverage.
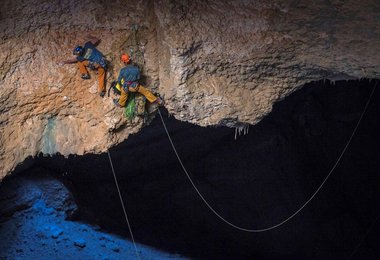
[1,79,380,259]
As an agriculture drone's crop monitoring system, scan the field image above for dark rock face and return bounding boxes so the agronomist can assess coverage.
[3,79,380,259]
[0,169,77,224]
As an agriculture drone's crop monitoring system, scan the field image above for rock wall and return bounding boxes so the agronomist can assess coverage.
[0,0,379,179]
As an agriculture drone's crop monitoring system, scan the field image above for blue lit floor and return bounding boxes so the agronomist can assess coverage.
[0,175,186,260]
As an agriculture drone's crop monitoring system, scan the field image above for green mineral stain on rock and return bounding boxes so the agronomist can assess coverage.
[42,118,57,155]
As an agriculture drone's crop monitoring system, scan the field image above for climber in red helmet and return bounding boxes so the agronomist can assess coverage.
[113,53,163,107]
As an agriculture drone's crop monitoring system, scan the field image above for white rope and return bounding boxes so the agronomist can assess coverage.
[107,150,140,259]
[157,82,377,232]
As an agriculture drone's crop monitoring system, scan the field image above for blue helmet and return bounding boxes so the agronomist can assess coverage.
[73,46,83,55]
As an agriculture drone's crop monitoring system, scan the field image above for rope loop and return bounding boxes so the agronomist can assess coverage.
[157,82,377,232]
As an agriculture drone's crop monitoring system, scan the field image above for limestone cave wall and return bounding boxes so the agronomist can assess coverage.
[0,0,379,179]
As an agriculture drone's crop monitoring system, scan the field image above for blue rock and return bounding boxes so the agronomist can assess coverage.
[50,227,63,239]
[74,239,86,248]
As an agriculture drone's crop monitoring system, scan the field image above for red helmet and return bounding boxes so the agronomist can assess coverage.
[121,53,130,63]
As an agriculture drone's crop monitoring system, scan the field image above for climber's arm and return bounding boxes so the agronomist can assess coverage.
[117,72,123,84]
[58,58,78,65]
[117,68,127,85]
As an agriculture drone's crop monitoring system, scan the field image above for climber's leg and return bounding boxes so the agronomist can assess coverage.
[136,84,158,103]
[77,60,89,77]
[97,66,106,93]
[118,86,129,107]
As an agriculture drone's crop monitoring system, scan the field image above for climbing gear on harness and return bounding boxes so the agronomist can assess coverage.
[81,73,90,80]
[108,81,121,97]
[73,46,83,55]
[88,61,97,70]
[121,53,130,63]
[123,81,139,92]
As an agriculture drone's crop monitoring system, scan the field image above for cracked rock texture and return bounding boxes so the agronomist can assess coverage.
[0,0,379,179]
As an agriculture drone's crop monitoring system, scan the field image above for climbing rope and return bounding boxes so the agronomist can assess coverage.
[157,82,377,232]
[107,150,140,259]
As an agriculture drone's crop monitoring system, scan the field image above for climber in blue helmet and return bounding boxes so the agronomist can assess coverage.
[59,35,107,97]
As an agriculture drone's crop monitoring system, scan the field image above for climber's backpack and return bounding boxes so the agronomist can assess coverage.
[135,94,146,116]
[124,93,146,120]
[108,81,146,120]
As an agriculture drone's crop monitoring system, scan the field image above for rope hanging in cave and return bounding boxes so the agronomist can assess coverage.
[107,150,141,260]
[157,81,377,233]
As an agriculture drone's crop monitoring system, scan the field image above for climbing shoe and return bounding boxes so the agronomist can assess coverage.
[113,99,121,107]
[81,74,90,80]
[99,91,106,98]
[155,97,164,106]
